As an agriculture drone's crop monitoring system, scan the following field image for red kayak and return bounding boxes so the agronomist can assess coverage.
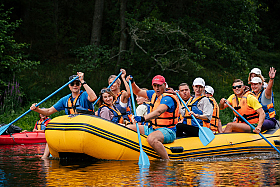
[0,132,46,145]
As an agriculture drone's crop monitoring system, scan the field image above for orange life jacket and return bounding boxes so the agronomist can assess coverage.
[150,93,180,129]
[208,96,219,133]
[67,92,82,114]
[231,91,259,124]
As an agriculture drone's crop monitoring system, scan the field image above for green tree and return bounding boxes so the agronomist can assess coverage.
[0,5,39,102]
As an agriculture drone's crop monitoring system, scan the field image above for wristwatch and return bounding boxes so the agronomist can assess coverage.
[81,81,87,86]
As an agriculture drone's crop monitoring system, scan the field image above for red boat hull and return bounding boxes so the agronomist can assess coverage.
[0,132,46,145]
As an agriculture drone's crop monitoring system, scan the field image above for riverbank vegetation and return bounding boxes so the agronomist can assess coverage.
[0,1,280,129]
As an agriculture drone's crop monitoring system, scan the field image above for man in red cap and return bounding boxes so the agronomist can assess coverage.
[126,75,179,159]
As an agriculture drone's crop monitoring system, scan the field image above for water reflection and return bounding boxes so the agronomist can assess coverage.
[0,144,279,186]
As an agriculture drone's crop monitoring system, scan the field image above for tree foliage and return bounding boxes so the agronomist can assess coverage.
[0,5,39,96]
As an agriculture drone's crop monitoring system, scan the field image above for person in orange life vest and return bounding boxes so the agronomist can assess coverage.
[177,83,192,121]
[176,78,213,137]
[250,67,277,131]
[204,85,223,133]
[33,112,51,132]
[176,83,192,137]
[126,75,180,159]
[30,72,97,159]
[97,88,124,124]
[219,79,265,133]
[108,69,132,123]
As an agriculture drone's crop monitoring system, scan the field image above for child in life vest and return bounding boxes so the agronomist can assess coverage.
[33,113,52,132]
[135,88,150,117]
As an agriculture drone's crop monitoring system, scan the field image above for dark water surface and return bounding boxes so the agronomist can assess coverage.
[0,144,279,186]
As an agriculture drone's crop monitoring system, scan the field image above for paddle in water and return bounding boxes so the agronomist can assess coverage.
[225,100,280,154]
[176,92,215,146]
[92,71,123,107]
[128,79,150,167]
[0,76,80,136]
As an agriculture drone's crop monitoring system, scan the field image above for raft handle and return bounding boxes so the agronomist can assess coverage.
[274,140,280,145]
[170,147,184,153]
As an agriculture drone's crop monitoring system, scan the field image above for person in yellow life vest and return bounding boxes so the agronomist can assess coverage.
[108,69,132,123]
[176,78,213,137]
[126,74,180,159]
[33,112,51,132]
[219,79,265,133]
[250,67,277,131]
[97,88,124,124]
[30,72,97,159]
[204,85,223,133]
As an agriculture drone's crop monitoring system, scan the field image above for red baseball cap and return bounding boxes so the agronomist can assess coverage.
[152,75,165,85]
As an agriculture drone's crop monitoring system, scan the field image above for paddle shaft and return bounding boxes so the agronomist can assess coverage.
[225,100,280,154]
[0,76,80,135]
[128,80,150,166]
[92,71,122,106]
[176,92,212,142]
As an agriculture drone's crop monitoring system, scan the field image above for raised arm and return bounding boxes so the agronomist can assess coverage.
[126,75,148,98]
[265,67,276,100]
[77,72,97,102]
[120,69,130,103]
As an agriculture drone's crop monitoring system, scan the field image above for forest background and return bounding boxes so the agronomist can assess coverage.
[0,0,280,130]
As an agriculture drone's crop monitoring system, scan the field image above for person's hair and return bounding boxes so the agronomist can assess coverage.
[178,83,189,90]
[233,79,244,85]
[248,74,265,85]
[97,88,116,106]
[108,75,121,85]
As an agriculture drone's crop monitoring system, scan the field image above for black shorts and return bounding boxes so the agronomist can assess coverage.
[176,123,199,137]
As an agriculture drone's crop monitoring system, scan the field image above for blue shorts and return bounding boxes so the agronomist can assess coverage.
[144,126,176,143]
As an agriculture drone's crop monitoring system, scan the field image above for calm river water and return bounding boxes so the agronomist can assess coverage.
[0,143,279,186]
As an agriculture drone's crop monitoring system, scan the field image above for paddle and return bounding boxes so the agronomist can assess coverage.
[92,71,122,107]
[128,79,150,167]
[225,100,280,154]
[176,92,215,146]
[0,76,80,136]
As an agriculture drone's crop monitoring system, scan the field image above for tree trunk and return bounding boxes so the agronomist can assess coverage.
[90,0,105,46]
[115,0,128,73]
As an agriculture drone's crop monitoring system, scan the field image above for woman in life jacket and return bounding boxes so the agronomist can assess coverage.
[108,69,132,122]
[250,67,277,131]
[97,88,124,124]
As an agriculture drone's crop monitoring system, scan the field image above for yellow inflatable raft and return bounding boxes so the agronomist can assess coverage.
[45,114,280,160]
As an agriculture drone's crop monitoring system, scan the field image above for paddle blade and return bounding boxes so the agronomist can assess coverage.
[138,149,150,167]
[198,127,215,146]
[0,124,9,136]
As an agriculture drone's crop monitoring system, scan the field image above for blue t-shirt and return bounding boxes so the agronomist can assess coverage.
[53,91,93,113]
[146,90,176,113]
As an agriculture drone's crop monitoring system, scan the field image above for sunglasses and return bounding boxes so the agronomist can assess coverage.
[232,85,243,89]
[70,81,80,86]
[101,88,111,94]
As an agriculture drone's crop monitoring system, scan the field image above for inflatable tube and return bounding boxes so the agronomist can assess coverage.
[45,114,280,160]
